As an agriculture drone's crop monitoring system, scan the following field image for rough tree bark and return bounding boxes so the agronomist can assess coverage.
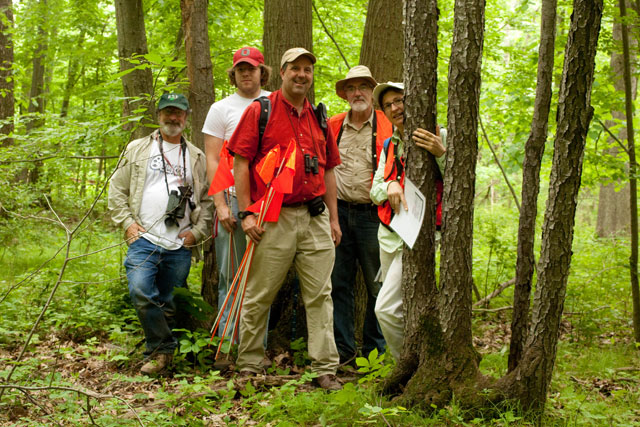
[617,0,640,343]
[180,0,218,312]
[359,0,403,84]
[0,0,13,145]
[263,0,313,102]
[26,16,46,132]
[497,0,603,412]
[509,0,558,372]
[383,0,487,408]
[114,0,155,140]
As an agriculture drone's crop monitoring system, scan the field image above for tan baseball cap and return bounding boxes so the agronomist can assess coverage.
[280,47,317,69]
[335,65,378,99]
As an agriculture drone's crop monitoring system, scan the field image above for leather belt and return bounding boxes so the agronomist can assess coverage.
[337,199,377,211]
[282,202,305,208]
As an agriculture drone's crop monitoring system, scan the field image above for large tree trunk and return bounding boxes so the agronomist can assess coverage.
[382,0,440,396]
[26,25,46,132]
[114,0,155,140]
[0,0,14,146]
[181,0,214,152]
[180,0,219,316]
[359,0,403,84]
[497,0,603,412]
[509,0,558,372]
[263,0,313,102]
[384,0,487,408]
[596,9,637,238]
[60,32,85,118]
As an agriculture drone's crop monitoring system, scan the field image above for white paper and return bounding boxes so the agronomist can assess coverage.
[389,178,425,249]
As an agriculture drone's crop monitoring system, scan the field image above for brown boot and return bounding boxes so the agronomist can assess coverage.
[315,374,342,391]
[141,353,173,375]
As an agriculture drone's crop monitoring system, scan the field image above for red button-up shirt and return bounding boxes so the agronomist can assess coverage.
[228,90,341,205]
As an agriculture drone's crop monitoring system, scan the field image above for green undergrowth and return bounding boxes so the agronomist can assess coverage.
[2,199,640,425]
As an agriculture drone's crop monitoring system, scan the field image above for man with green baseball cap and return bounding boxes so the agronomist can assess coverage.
[108,92,212,375]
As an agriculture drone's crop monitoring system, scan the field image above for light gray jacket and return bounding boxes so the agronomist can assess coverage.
[108,132,213,258]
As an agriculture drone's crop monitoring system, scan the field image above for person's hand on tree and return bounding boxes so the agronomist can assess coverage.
[387,181,407,214]
[241,214,265,244]
[126,223,146,245]
[179,230,196,247]
[216,203,236,233]
[413,125,445,157]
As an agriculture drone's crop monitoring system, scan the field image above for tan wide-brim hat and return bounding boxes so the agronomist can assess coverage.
[372,81,404,108]
[280,47,317,69]
[335,65,378,100]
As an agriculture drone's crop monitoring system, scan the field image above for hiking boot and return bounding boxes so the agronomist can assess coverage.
[315,374,342,391]
[213,357,234,373]
[140,353,173,375]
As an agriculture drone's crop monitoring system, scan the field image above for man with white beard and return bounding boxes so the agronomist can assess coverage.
[327,66,393,365]
[108,93,212,375]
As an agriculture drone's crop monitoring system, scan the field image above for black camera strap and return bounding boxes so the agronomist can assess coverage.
[157,132,188,196]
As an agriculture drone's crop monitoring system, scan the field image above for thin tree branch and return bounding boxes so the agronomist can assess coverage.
[0,154,120,164]
[595,117,632,157]
[312,1,350,69]
[479,116,521,212]
[473,278,515,307]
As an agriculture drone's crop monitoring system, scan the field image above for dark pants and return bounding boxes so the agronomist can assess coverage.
[331,202,386,360]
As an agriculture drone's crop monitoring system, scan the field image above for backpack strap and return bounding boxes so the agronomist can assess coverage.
[255,96,271,146]
[313,102,328,139]
[371,112,378,171]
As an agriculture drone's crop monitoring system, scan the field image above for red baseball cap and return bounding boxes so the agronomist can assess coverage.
[232,47,265,67]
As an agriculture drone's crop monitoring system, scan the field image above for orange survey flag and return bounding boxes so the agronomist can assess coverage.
[208,140,235,195]
[255,146,280,186]
[271,140,297,194]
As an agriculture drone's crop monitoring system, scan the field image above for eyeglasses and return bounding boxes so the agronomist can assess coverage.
[382,97,404,111]
[345,84,372,94]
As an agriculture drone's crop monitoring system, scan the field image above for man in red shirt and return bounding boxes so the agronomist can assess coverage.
[228,47,342,390]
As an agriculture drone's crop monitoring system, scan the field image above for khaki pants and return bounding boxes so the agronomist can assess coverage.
[237,206,340,375]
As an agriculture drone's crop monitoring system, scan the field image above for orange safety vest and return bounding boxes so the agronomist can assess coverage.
[327,110,393,173]
[378,137,443,229]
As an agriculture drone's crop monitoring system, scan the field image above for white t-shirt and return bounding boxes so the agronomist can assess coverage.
[202,90,271,140]
[139,136,193,250]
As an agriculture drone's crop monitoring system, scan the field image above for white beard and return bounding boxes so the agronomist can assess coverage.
[350,101,369,113]
[160,122,185,137]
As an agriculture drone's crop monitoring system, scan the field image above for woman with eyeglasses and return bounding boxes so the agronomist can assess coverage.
[369,82,446,360]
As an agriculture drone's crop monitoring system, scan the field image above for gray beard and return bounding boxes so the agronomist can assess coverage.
[350,101,369,113]
[160,122,184,137]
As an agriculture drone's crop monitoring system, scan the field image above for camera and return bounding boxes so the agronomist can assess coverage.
[306,196,325,217]
[165,185,194,227]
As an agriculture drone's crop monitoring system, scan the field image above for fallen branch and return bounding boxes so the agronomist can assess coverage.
[473,278,515,307]
[472,305,513,313]
[563,305,610,316]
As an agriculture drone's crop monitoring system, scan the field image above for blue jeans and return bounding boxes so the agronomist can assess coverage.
[124,237,192,356]
[331,203,386,359]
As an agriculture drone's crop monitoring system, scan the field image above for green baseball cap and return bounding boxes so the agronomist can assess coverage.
[158,93,189,111]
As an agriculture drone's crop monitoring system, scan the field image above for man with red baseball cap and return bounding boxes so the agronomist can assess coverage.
[202,47,272,361]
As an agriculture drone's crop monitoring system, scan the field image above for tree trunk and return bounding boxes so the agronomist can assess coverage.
[0,0,14,146]
[26,26,46,132]
[114,0,155,140]
[180,0,219,318]
[359,0,403,84]
[596,11,637,238]
[263,0,313,102]
[497,0,603,412]
[509,0,558,372]
[60,32,85,118]
[617,0,640,343]
[384,0,487,409]
[181,0,215,152]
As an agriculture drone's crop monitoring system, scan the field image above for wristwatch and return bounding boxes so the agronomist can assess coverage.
[238,210,254,220]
